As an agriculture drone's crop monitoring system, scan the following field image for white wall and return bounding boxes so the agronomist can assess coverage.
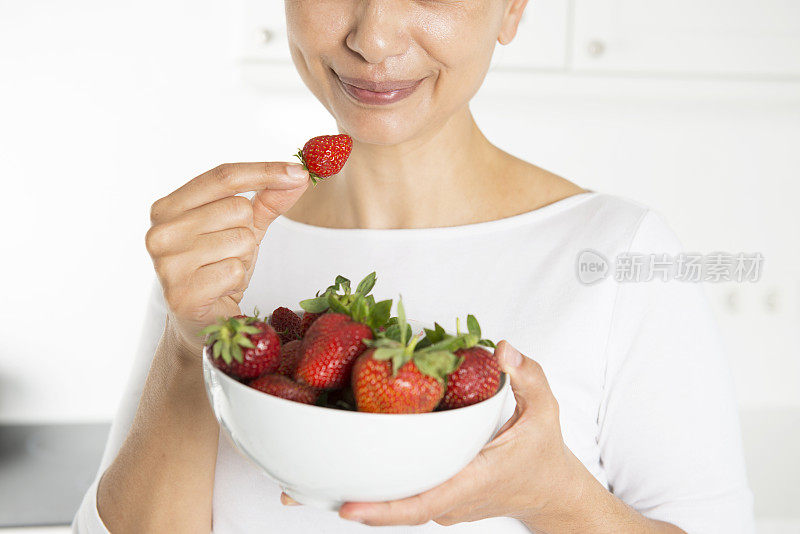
[1,0,798,529]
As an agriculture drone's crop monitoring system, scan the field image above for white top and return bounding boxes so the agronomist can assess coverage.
[73,192,754,533]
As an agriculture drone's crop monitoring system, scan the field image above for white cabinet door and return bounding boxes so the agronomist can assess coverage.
[491,0,569,70]
[238,0,290,62]
[572,0,800,77]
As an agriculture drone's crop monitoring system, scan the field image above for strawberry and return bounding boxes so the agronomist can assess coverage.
[352,299,460,414]
[294,313,374,390]
[295,134,353,184]
[353,350,449,414]
[440,346,501,409]
[294,273,392,390]
[276,339,303,377]
[419,316,500,410]
[202,314,281,380]
[269,306,302,343]
[249,374,318,405]
[300,311,323,337]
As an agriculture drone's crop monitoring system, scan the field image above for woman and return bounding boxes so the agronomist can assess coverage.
[74,1,753,532]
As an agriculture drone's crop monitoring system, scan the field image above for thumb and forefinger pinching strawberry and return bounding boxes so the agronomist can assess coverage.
[295,134,353,184]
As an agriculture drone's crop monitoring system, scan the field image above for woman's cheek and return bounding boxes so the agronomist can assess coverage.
[414,3,502,77]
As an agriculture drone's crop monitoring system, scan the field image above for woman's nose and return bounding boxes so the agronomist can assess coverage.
[346,0,410,65]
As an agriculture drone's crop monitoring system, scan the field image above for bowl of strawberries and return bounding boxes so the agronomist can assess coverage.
[202,273,511,510]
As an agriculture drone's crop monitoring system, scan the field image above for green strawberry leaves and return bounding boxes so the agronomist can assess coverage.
[373,345,411,374]
[201,316,264,365]
[367,298,462,382]
[298,272,389,334]
[466,314,496,348]
[410,314,497,376]
[366,298,392,331]
[355,271,376,296]
[299,295,329,313]
[416,322,447,349]
[327,292,350,315]
[466,314,481,337]
[414,350,460,380]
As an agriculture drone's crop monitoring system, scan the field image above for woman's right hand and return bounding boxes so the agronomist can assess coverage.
[145,162,309,358]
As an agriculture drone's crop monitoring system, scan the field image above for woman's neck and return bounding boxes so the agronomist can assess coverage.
[285,107,582,229]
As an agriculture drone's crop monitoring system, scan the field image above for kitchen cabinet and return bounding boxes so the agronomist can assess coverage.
[237,1,290,63]
[571,0,800,77]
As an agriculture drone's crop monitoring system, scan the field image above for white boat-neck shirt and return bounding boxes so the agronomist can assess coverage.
[74,192,754,533]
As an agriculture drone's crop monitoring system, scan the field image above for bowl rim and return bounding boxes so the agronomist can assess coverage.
[203,348,510,421]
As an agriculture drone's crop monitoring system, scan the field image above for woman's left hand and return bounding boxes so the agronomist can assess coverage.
[281,340,596,529]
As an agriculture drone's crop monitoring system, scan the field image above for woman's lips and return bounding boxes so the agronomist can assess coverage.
[337,76,424,105]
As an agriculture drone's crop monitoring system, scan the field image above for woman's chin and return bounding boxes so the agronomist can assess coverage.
[337,114,429,147]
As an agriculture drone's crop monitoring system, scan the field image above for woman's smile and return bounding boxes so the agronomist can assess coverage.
[335,73,427,106]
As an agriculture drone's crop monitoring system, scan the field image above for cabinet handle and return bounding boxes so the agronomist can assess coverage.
[261,28,274,46]
[587,40,606,58]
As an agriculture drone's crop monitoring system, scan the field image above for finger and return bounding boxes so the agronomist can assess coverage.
[496,340,556,414]
[339,494,438,526]
[280,493,301,506]
[158,227,257,283]
[165,258,248,316]
[145,197,256,257]
[171,196,256,237]
[493,403,522,438]
[151,162,309,223]
[252,180,310,237]
[339,468,471,526]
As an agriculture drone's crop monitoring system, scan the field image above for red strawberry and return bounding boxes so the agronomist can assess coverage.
[416,314,499,410]
[270,306,302,343]
[292,272,392,389]
[249,374,318,405]
[202,315,281,380]
[295,134,352,184]
[276,339,303,377]
[352,350,447,414]
[352,298,459,414]
[294,313,373,390]
[300,311,323,337]
[440,346,501,410]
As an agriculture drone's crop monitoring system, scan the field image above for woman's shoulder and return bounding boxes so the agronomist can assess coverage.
[508,159,682,253]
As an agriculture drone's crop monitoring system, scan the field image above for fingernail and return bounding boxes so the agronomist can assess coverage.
[286,164,309,181]
[501,343,523,368]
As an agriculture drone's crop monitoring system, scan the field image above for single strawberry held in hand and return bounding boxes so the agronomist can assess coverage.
[202,314,281,380]
[295,134,352,184]
[249,374,319,405]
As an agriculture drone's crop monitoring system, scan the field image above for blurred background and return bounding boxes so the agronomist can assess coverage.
[0,0,798,532]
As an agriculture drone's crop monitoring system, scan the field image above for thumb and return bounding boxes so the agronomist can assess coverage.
[251,178,309,241]
[496,340,554,412]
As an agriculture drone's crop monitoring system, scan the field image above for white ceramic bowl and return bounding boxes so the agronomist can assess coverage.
[202,318,510,510]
